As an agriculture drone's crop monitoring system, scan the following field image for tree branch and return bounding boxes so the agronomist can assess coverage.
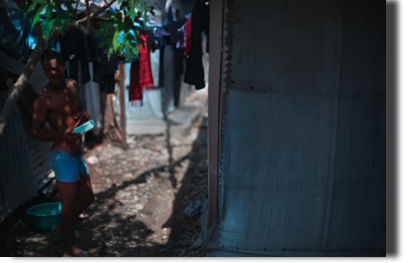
[0,0,117,145]
[77,0,117,25]
[77,0,92,35]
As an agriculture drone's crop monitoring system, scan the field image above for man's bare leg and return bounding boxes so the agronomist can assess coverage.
[56,180,83,257]
[74,175,94,218]
[53,176,94,235]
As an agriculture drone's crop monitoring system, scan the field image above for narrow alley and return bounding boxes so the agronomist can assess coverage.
[0,0,388,258]
[1,114,208,257]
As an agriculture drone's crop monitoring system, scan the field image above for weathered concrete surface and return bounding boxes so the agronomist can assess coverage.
[126,103,204,139]
[127,91,207,139]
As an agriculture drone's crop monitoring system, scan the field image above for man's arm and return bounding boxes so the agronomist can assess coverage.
[32,95,77,142]
[72,80,90,126]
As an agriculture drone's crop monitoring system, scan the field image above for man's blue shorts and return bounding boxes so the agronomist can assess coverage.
[48,150,90,183]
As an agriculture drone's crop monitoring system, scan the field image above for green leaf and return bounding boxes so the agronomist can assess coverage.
[107,47,114,60]
[43,5,52,20]
[42,19,55,41]
[27,3,39,12]
[126,0,138,21]
[113,35,121,52]
[32,12,41,28]
[49,0,154,61]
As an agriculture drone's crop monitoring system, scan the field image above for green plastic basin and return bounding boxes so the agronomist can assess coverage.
[26,202,62,233]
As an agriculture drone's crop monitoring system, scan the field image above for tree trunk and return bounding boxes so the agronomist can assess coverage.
[0,30,46,147]
[0,0,120,148]
[118,64,128,149]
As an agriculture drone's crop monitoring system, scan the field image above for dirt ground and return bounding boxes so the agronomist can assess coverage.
[0,116,208,257]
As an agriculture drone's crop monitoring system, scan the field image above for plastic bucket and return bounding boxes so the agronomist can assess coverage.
[26,202,62,233]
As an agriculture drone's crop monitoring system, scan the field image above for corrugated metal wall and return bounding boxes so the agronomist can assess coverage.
[18,100,54,191]
[0,91,37,223]
[24,61,54,190]
[0,90,53,223]
[25,129,53,191]
[208,0,385,257]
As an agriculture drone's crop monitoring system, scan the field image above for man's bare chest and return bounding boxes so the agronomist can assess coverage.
[47,89,82,115]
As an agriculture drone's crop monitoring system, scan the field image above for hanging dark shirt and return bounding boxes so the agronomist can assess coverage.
[61,28,91,84]
[184,0,209,90]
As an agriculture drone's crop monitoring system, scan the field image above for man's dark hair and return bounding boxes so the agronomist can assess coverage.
[41,50,64,65]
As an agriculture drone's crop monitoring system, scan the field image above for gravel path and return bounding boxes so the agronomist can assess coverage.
[1,117,208,257]
[84,116,208,257]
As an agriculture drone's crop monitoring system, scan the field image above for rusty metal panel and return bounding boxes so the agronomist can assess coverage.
[0,91,37,223]
[209,0,385,257]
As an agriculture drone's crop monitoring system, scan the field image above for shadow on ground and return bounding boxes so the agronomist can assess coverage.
[1,117,207,257]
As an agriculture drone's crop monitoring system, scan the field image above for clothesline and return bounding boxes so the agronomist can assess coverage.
[124,1,207,96]
[0,0,209,107]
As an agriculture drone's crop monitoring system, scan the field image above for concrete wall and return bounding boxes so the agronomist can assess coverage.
[208,0,385,256]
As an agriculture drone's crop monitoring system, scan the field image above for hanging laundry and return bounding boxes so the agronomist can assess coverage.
[93,36,118,92]
[60,26,118,91]
[166,21,188,47]
[177,25,185,50]
[161,45,176,115]
[147,8,163,27]
[0,2,60,63]
[138,36,154,91]
[150,50,160,87]
[153,27,171,48]
[61,29,92,84]
[184,0,209,90]
[60,28,86,62]
[129,35,154,104]
[164,0,178,24]
[184,15,192,57]
[81,62,103,136]
[100,74,115,94]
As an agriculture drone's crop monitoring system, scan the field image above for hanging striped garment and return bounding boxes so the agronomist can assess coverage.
[129,35,154,105]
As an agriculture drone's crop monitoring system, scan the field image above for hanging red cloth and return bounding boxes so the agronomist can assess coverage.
[184,15,192,57]
[129,35,154,104]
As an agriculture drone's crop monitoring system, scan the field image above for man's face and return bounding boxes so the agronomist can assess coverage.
[42,59,66,84]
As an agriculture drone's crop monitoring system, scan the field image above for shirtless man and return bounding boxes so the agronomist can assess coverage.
[32,51,94,257]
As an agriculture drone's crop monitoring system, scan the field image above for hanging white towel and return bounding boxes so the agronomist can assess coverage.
[150,50,160,87]
[81,62,102,136]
